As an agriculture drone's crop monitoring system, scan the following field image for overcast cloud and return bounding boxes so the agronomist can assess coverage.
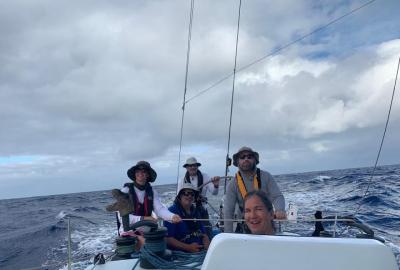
[0,0,399,199]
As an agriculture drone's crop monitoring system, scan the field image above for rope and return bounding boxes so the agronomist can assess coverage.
[184,0,378,104]
[354,56,400,215]
[140,245,206,269]
[224,0,242,186]
[176,0,195,190]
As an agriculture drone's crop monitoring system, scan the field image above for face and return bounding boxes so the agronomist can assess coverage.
[237,151,256,172]
[135,168,149,186]
[186,164,198,176]
[179,189,195,207]
[244,195,274,235]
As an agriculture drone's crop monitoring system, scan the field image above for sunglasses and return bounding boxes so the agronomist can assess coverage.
[187,164,198,168]
[239,154,254,160]
[181,191,195,197]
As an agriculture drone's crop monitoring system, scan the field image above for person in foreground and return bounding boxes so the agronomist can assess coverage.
[244,190,275,235]
[224,146,286,233]
[177,157,220,238]
[164,183,211,253]
[107,161,181,234]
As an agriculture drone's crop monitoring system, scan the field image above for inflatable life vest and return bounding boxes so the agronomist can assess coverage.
[176,203,203,243]
[121,183,154,231]
[236,168,262,200]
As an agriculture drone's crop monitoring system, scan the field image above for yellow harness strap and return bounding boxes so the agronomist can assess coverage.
[236,172,259,200]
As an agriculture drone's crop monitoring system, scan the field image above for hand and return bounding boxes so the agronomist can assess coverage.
[186,242,203,253]
[171,214,182,223]
[202,235,210,250]
[274,210,287,220]
[135,235,145,252]
[212,176,220,188]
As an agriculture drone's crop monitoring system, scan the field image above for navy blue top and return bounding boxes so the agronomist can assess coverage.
[163,202,205,249]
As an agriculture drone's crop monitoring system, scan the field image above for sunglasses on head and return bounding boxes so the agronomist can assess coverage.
[239,154,254,160]
[181,191,195,197]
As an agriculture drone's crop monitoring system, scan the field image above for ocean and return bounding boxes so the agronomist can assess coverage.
[0,164,399,270]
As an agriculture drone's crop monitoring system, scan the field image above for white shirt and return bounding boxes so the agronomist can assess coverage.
[177,172,219,197]
[118,185,174,233]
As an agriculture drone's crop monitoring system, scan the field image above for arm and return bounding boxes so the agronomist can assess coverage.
[203,173,219,196]
[202,234,210,250]
[153,189,178,221]
[265,173,285,211]
[223,180,237,233]
[208,177,219,195]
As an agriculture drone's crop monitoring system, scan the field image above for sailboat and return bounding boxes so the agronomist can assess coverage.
[82,1,399,269]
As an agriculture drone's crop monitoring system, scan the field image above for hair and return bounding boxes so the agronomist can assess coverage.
[244,190,273,212]
[244,190,275,234]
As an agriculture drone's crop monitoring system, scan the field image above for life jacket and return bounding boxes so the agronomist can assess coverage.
[121,182,154,231]
[175,203,203,243]
[184,170,204,193]
[236,168,262,200]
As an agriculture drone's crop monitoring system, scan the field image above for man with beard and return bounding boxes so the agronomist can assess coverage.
[223,147,286,233]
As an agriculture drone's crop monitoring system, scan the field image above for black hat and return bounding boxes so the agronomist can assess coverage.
[127,161,157,183]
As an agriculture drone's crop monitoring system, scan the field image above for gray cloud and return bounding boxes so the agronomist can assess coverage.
[0,0,399,199]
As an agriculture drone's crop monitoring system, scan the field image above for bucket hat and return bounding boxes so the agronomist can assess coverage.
[183,157,201,168]
[232,146,260,167]
[176,183,199,198]
[127,161,157,182]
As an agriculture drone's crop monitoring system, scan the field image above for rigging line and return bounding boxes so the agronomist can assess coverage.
[176,0,195,190]
[225,0,242,171]
[184,0,378,104]
[225,0,242,186]
[354,56,400,215]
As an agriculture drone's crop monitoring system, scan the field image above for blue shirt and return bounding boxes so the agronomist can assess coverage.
[163,202,205,249]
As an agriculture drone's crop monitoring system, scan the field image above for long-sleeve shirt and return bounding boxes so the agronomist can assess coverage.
[118,185,175,233]
[223,168,285,233]
[177,172,218,198]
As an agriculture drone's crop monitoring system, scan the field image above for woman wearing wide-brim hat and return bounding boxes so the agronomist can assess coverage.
[117,161,181,232]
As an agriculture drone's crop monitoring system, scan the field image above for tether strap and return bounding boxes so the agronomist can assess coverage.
[116,212,121,236]
[236,169,261,200]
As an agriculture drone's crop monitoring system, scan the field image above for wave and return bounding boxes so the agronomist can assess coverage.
[312,175,331,182]
[337,195,363,202]
[56,211,67,220]
[73,206,101,213]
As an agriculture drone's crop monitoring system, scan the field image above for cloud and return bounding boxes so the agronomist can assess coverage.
[0,0,399,199]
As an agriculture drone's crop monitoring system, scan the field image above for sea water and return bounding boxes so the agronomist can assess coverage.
[0,164,399,270]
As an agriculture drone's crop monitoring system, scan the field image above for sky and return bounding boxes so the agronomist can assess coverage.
[0,0,399,200]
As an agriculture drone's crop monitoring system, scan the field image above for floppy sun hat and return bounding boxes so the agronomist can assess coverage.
[127,161,157,182]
